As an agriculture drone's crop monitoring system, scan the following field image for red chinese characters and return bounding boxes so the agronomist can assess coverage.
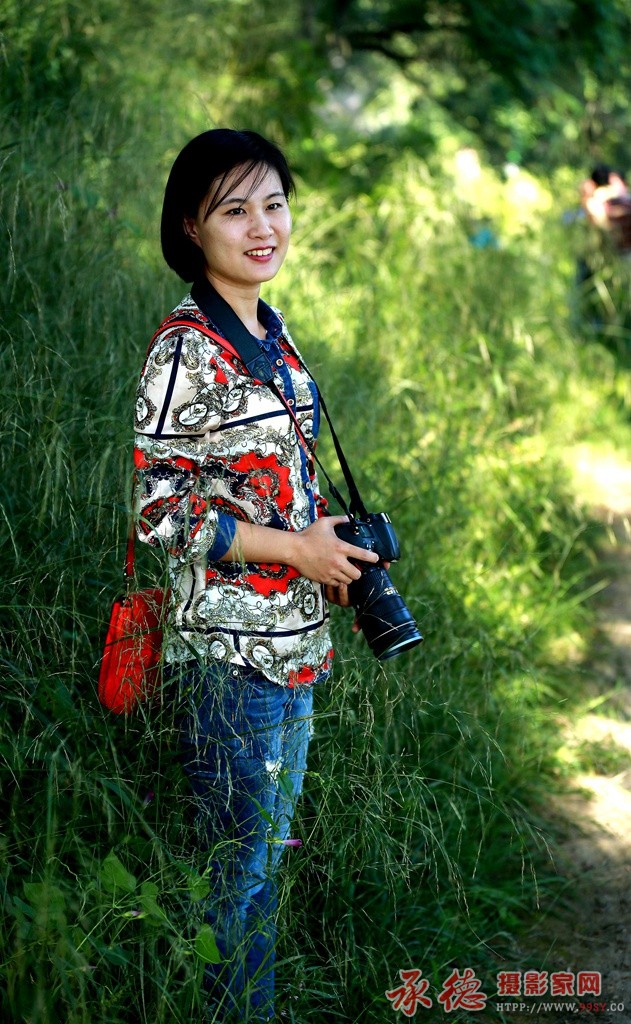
[385,970,433,1017]
[437,967,487,1013]
[386,964,604,1017]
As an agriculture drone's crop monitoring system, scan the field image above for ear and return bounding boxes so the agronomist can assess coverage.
[183,216,202,248]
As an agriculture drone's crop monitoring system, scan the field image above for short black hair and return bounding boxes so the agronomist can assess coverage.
[591,164,613,187]
[161,129,295,283]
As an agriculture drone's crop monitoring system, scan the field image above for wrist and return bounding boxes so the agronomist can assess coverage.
[285,528,306,571]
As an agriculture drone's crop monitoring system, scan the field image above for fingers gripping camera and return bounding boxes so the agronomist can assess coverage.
[334,513,423,661]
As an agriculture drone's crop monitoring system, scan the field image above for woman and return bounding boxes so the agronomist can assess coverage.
[133,129,378,1022]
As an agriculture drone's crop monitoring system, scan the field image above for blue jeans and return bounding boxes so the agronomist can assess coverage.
[177,662,314,1022]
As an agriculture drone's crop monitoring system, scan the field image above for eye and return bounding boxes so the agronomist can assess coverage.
[225,206,245,216]
[267,201,284,210]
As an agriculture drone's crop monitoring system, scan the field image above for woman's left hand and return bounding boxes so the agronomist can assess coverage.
[325,584,350,608]
[325,559,391,631]
[325,584,361,633]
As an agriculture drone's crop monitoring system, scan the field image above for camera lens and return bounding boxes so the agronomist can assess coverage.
[348,565,423,661]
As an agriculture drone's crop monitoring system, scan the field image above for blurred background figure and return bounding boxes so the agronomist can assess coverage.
[573,163,631,340]
[581,164,631,256]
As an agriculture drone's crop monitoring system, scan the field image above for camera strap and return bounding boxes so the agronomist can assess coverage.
[190,277,368,520]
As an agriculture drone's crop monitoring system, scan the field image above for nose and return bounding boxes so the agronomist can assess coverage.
[248,208,273,238]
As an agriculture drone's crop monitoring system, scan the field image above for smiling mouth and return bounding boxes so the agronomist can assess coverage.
[245,247,274,257]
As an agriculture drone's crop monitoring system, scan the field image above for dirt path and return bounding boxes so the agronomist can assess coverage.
[505,446,631,1024]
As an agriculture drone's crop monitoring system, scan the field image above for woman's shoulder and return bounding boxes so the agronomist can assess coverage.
[145,293,232,364]
[151,292,211,343]
[142,294,255,392]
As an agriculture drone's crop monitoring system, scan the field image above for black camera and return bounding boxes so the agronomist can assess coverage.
[335,513,423,661]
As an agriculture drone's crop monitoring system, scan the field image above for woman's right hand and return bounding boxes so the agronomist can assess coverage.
[290,515,379,587]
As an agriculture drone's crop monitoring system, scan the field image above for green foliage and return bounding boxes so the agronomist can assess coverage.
[1,0,116,109]
[310,0,631,167]
[321,0,631,99]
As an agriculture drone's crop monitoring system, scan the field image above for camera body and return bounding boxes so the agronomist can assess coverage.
[334,512,400,564]
[334,512,422,661]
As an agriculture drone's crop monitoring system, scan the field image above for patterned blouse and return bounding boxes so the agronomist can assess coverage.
[133,292,334,687]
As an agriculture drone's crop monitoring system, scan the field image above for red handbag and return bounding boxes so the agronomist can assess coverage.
[98,516,169,715]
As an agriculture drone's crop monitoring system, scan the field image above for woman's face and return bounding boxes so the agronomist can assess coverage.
[184,162,292,292]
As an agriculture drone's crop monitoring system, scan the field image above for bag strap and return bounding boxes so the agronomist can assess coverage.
[190,277,368,520]
[124,516,136,584]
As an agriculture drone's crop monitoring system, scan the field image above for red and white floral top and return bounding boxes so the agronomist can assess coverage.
[133,292,334,687]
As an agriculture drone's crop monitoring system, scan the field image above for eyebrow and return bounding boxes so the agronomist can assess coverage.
[216,191,285,207]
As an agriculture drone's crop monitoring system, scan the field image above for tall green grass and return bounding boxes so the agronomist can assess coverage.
[1,105,628,1023]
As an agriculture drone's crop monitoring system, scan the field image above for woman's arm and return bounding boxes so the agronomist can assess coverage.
[134,450,375,586]
[134,445,377,586]
[133,445,237,566]
[220,514,379,588]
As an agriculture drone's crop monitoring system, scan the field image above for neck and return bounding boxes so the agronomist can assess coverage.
[203,271,264,338]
